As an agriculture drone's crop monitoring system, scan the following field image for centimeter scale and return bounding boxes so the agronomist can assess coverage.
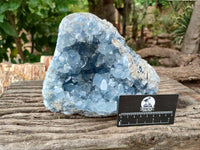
[117,94,178,127]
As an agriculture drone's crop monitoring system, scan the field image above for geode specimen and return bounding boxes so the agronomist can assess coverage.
[42,13,159,117]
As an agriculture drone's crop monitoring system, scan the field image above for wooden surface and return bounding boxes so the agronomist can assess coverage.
[0,76,200,150]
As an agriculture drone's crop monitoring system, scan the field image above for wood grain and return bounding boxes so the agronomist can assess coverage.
[0,76,200,150]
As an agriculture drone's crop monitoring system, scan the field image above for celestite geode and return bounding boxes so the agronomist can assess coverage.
[42,13,160,117]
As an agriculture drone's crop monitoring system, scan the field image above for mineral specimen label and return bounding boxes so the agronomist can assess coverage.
[117,94,178,127]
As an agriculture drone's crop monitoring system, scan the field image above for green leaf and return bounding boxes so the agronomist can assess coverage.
[45,0,55,8]
[28,0,40,8]
[0,3,9,14]
[56,0,69,12]
[23,49,30,56]
[0,14,4,23]
[0,21,18,37]
[21,32,28,43]
[0,40,3,45]
[0,47,8,62]
[8,0,23,11]
[177,19,187,28]
[183,14,190,24]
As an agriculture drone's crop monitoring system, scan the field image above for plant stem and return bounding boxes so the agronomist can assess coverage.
[31,31,34,54]
[7,11,25,62]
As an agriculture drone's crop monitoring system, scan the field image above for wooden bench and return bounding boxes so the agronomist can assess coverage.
[0,75,200,149]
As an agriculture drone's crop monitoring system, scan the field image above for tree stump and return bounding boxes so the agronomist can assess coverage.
[136,46,200,82]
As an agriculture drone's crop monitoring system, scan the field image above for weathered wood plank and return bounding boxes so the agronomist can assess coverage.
[0,76,200,150]
[4,89,42,94]
[10,80,43,86]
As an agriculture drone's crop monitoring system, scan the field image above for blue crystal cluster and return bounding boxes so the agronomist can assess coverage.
[42,13,160,117]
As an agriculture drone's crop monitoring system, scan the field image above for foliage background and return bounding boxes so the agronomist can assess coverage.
[0,0,88,63]
[0,0,195,63]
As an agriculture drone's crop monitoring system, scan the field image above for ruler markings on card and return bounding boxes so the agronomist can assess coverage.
[117,95,178,127]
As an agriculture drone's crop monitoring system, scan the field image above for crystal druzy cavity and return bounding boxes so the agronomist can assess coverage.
[42,13,160,117]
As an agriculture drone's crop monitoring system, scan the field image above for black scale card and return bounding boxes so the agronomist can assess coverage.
[117,94,178,127]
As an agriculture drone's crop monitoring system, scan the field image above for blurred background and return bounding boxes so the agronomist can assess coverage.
[0,0,197,63]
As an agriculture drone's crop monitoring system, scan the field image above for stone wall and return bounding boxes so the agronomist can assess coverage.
[125,25,180,50]
[146,33,174,48]
[0,56,53,95]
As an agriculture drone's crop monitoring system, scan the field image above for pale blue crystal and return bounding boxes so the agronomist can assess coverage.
[42,13,160,117]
